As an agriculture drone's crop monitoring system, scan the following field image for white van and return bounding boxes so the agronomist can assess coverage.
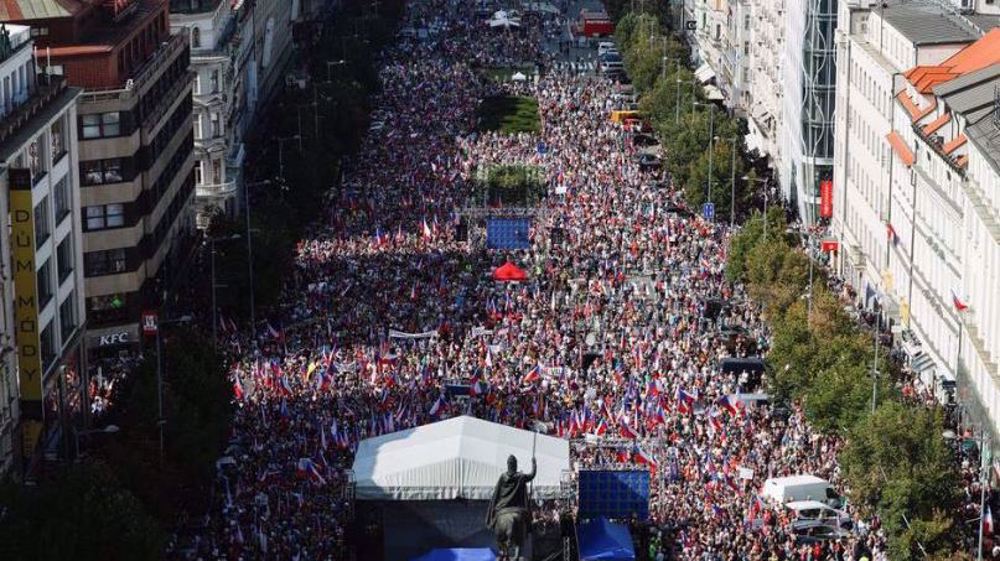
[761,475,842,507]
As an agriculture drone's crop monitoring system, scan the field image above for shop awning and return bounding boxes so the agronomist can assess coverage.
[886,131,915,167]
[703,84,725,101]
[694,63,716,84]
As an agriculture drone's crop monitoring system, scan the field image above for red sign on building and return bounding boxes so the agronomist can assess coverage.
[141,311,158,336]
[819,179,833,218]
[821,239,840,253]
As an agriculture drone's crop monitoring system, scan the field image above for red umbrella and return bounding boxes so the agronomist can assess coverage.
[492,261,528,282]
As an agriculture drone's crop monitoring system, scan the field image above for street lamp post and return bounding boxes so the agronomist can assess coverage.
[243,180,271,333]
[693,102,716,214]
[742,175,768,240]
[155,313,192,464]
[675,59,683,124]
[729,136,738,228]
[326,59,346,82]
[208,234,242,350]
[275,135,301,180]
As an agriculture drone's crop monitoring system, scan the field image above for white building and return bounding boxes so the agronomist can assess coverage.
[170,0,240,227]
[682,0,837,224]
[833,0,1000,447]
[743,0,784,165]
[170,0,311,228]
[0,23,87,474]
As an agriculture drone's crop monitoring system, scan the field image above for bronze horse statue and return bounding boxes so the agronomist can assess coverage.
[486,455,536,561]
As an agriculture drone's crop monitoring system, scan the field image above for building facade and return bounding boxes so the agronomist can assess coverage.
[681,0,837,224]
[169,0,239,227]
[0,23,87,473]
[170,0,307,228]
[778,0,838,224]
[3,0,197,353]
[833,0,1000,450]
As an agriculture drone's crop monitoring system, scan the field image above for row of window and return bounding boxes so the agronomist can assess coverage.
[32,178,73,250]
[137,45,191,129]
[82,149,194,278]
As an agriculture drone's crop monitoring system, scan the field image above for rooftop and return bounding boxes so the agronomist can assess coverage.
[906,28,1000,93]
[0,0,86,20]
[952,63,1000,176]
[879,0,983,46]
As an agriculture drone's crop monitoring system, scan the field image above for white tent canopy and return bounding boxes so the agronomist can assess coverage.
[352,416,570,501]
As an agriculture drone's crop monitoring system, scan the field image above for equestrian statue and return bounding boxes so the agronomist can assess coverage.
[485,454,536,561]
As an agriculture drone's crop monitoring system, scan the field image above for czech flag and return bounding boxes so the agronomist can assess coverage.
[717,394,742,416]
[618,416,638,439]
[985,505,994,535]
[645,379,660,398]
[592,418,607,436]
[422,218,433,239]
[634,445,658,471]
[677,388,697,414]
[296,458,326,485]
[522,364,541,385]
[952,290,969,312]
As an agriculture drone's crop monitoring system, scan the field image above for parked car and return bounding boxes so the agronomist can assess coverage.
[785,501,853,532]
[793,523,851,545]
[598,41,617,56]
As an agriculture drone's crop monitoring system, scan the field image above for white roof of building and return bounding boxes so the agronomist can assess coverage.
[352,415,570,501]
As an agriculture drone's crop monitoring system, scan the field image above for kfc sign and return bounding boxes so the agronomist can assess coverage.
[98,331,130,347]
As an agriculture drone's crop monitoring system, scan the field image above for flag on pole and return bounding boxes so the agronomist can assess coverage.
[522,364,541,385]
[429,393,446,417]
[232,375,245,402]
[985,505,994,535]
[296,458,327,485]
[717,394,742,416]
[422,218,433,239]
[952,290,969,312]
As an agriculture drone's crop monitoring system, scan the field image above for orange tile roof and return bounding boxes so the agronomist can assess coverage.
[897,91,936,123]
[922,112,951,136]
[943,133,967,155]
[886,132,915,167]
[904,28,1000,93]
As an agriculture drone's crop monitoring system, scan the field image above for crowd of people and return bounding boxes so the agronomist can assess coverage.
[164,1,976,560]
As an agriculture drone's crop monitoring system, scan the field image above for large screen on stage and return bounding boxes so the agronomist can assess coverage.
[486,218,531,249]
[577,470,650,520]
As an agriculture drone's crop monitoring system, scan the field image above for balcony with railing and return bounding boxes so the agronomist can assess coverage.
[79,30,189,105]
[196,178,238,199]
[0,74,69,146]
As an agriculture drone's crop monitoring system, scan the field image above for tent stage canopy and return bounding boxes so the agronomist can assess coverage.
[352,415,570,501]
[492,261,528,282]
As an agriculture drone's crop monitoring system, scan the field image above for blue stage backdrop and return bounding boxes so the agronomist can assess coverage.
[486,218,531,250]
[577,470,650,521]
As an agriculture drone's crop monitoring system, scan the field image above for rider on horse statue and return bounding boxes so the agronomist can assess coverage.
[486,455,536,560]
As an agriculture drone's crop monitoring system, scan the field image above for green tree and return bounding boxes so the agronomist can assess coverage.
[841,402,961,559]
[725,207,788,283]
[0,461,164,561]
[682,138,748,219]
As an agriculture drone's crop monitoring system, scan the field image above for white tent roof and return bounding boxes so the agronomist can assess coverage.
[352,416,570,501]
